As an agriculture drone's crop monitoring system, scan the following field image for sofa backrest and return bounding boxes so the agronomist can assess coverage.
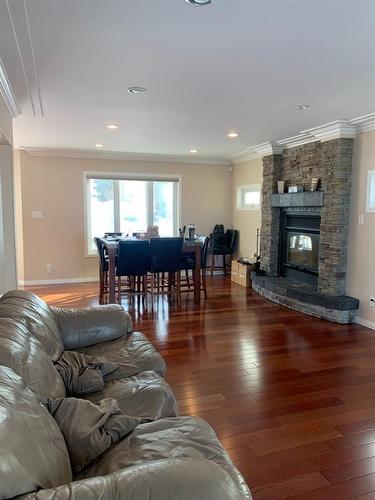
[0,290,64,362]
[0,318,66,399]
[0,365,72,499]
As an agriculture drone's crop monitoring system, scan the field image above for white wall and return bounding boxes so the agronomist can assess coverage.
[347,129,375,328]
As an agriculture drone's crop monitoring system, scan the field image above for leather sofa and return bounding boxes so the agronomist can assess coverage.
[0,289,252,499]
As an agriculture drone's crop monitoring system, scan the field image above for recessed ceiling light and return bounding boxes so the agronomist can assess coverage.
[190,149,198,153]
[127,87,147,95]
[95,144,103,148]
[291,104,310,111]
[186,0,213,5]
[106,124,119,130]
[227,131,239,138]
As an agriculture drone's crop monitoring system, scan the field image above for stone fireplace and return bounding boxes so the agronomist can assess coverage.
[252,133,359,323]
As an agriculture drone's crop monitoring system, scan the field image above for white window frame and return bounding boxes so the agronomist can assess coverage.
[366,170,375,213]
[83,171,182,257]
[236,184,261,211]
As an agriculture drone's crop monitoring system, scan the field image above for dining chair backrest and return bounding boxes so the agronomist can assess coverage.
[225,229,238,253]
[149,237,183,273]
[213,224,225,233]
[94,237,108,272]
[196,235,210,268]
[116,240,150,277]
[211,231,227,251]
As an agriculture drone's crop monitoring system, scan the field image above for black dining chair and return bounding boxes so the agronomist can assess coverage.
[180,235,210,299]
[116,240,150,304]
[94,237,109,304]
[149,237,183,306]
[209,228,238,276]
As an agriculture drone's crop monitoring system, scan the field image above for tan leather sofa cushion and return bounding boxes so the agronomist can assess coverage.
[51,305,133,350]
[0,366,72,499]
[0,290,64,361]
[77,416,251,498]
[0,318,66,399]
[17,459,251,500]
[79,332,167,376]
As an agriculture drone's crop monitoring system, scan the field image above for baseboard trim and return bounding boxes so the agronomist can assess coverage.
[18,277,98,286]
[354,316,375,330]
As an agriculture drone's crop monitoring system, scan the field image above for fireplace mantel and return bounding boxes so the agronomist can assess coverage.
[270,192,324,208]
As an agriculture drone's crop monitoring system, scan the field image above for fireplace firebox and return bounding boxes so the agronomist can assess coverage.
[280,212,320,286]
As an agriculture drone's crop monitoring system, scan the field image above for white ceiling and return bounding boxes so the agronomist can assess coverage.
[1,0,374,160]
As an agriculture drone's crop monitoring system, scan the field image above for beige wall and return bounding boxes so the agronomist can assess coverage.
[17,151,232,282]
[231,158,262,258]
[347,130,375,327]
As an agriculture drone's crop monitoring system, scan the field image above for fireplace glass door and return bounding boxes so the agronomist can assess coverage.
[280,213,321,285]
[286,232,320,272]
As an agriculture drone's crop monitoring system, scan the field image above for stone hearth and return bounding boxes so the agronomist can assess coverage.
[256,136,359,323]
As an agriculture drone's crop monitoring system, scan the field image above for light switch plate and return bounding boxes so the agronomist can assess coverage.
[32,210,43,219]
[358,214,364,225]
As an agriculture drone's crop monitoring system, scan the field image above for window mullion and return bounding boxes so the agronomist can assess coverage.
[147,181,153,227]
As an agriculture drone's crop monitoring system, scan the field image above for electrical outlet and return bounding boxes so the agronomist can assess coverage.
[32,210,44,219]
[370,296,375,308]
[47,263,52,274]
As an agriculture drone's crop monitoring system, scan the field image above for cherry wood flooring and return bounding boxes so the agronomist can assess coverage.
[27,277,375,499]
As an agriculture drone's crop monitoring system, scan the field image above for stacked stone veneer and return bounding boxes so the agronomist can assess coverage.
[260,138,354,297]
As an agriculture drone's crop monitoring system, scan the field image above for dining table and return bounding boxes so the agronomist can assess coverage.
[101,237,202,305]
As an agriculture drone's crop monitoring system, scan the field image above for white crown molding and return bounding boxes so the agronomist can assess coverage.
[0,57,20,118]
[229,142,284,165]
[21,147,230,166]
[254,141,284,156]
[350,112,375,134]
[230,111,375,165]
[277,132,317,149]
[230,149,261,165]
[301,120,356,142]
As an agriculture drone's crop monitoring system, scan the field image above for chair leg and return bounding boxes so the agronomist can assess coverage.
[177,271,181,306]
[151,273,155,310]
[223,254,227,275]
[99,269,104,305]
[142,274,148,308]
[210,254,214,277]
[118,276,122,304]
[186,269,190,289]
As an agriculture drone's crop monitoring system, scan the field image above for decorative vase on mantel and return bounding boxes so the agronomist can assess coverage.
[277,181,285,194]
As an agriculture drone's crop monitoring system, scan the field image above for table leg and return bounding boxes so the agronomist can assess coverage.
[108,246,117,304]
[194,244,201,305]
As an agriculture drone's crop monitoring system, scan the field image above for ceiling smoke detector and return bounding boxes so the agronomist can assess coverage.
[127,87,147,95]
[185,0,213,5]
[291,104,310,111]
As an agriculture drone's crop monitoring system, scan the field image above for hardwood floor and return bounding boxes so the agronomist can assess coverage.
[27,276,375,499]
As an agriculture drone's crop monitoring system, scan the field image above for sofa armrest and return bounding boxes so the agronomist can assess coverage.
[51,305,133,350]
[17,459,252,500]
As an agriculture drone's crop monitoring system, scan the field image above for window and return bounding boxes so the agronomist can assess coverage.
[236,184,261,210]
[367,170,375,213]
[86,175,179,255]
